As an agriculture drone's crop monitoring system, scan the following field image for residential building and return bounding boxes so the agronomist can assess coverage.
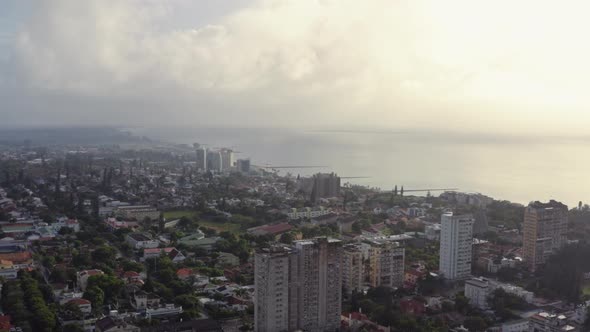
[528,312,577,332]
[67,298,92,314]
[286,206,332,220]
[125,233,159,249]
[523,200,568,272]
[216,252,240,268]
[341,243,364,295]
[95,317,139,332]
[115,205,160,221]
[254,245,295,332]
[464,277,490,310]
[294,238,342,332]
[368,238,405,289]
[254,238,342,332]
[439,212,474,280]
[142,247,186,263]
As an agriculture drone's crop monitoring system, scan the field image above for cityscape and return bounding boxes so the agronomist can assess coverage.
[3,1,590,332]
[0,131,588,332]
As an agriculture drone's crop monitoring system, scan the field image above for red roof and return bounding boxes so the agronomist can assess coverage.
[68,298,91,305]
[144,247,175,254]
[0,251,32,264]
[123,271,140,278]
[250,223,293,235]
[0,315,11,330]
[177,268,193,278]
[399,299,425,315]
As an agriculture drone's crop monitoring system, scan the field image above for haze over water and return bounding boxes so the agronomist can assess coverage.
[136,127,590,207]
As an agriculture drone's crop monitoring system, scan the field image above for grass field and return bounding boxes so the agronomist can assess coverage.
[163,210,244,234]
[582,281,590,296]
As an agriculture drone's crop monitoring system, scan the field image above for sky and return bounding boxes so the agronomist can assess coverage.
[2,0,590,134]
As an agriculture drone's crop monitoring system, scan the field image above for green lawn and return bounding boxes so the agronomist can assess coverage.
[163,210,244,234]
[582,282,590,296]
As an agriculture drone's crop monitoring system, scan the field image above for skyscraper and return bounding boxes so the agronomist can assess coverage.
[439,212,474,280]
[522,200,568,272]
[236,159,251,173]
[206,150,223,172]
[220,148,234,171]
[368,238,405,288]
[195,147,207,171]
[254,238,342,332]
[341,243,364,295]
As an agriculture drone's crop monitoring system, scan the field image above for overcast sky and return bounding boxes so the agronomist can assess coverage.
[2,0,590,134]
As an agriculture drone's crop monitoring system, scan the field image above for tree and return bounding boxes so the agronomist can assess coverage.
[454,293,470,313]
[83,286,104,311]
[279,232,294,244]
[86,274,122,304]
[464,316,488,332]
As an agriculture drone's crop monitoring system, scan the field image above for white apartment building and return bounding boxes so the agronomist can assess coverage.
[439,212,474,280]
[342,243,364,295]
[254,238,342,332]
[285,206,332,220]
[464,277,490,309]
[368,238,405,288]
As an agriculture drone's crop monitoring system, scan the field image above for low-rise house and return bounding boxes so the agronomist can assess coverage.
[125,233,159,249]
[341,312,390,332]
[142,247,186,262]
[399,298,426,316]
[528,312,577,332]
[133,291,161,309]
[178,236,220,251]
[121,271,143,285]
[246,222,293,238]
[67,298,92,314]
[177,230,205,246]
[215,252,240,268]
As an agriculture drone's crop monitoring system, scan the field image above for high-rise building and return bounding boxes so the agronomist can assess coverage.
[522,200,568,272]
[368,238,405,288]
[342,243,364,295]
[236,159,251,173]
[254,238,342,332]
[220,148,234,171]
[310,173,341,202]
[439,212,474,280]
[195,147,207,171]
[206,150,223,172]
[254,245,296,332]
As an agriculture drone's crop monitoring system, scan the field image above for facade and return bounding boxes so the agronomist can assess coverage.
[254,238,342,332]
[464,277,490,309]
[368,238,405,288]
[286,206,332,220]
[439,212,474,280]
[115,205,160,221]
[523,200,568,272]
[254,246,295,332]
[341,243,364,295]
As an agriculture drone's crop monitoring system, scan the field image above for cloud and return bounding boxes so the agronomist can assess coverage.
[8,0,590,131]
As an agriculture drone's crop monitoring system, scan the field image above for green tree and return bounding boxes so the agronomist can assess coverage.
[464,316,488,332]
[83,286,104,311]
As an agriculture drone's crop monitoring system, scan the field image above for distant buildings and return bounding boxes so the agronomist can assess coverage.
[311,173,341,201]
[368,238,405,289]
[528,312,577,332]
[285,206,332,220]
[219,149,234,171]
[195,147,207,170]
[254,238,342,332]
[207,150,223,172]
[522,200,568,272]
[115,205,160,221]
[464,277,534,310]
[236,159,251,173]
[439,212,474,280]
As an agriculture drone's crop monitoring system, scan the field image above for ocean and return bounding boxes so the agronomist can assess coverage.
[132,127,590,207]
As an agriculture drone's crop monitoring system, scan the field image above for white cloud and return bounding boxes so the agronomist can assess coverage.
[10,0,590,131]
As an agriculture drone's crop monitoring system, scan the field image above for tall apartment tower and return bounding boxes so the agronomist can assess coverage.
[254,246,296,332]
[439,212,474,280]
[195,147,207,171]
[368,238,405,288]
[523,200,568,272]
[294,238,342,332]
[220,148,234,171]
[254,238,342,332]
[342,243,364,295]
[206,150,223,172]
[311,173,341,202]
